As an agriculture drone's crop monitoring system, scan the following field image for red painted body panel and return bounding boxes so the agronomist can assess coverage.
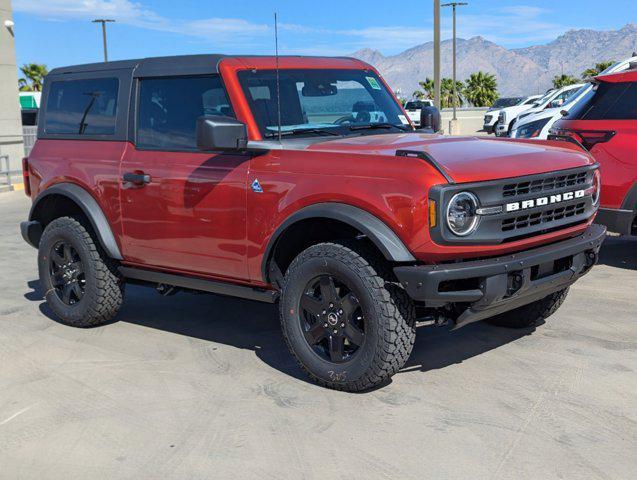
[119,145,250,281]
[26,55,600,287]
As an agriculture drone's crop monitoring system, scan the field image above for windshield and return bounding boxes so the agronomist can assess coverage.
[238,69,409,138]
[492,97,523,108]
[405,100,431,109]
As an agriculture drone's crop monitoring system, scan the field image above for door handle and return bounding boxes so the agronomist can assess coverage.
[122,172,151,185]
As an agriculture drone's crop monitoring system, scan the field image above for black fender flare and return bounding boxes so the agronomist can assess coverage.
[261,202,415,281]
[29,183,123,260]
[620,181,637,212]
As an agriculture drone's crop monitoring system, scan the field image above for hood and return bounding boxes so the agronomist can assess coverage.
[305,133,594,184]
[514,108,560,126]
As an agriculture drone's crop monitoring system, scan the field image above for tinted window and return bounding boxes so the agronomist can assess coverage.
[137,75,233,149]
[492,97,523,108]
[45,78,118,135]
[569,81,637,120]
[524,97,538,105]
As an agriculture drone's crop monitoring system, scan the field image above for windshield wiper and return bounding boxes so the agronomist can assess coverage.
[348,123,410,132]
[265,128,340,138]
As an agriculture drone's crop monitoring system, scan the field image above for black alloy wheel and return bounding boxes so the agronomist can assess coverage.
[49,240,86,305]
[299,274,365,363]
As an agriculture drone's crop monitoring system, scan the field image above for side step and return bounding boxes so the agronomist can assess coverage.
[119,267,278,303]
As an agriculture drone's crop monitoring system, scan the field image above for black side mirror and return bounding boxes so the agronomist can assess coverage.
[419,106,441,132]
[196,116,248,151]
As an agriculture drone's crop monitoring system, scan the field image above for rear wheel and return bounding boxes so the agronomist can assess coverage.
[485,288,569,329]
[279,242,416,391]
[38,216,124,327]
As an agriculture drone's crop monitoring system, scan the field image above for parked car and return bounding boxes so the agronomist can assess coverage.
[491,95,542,136]
[500,84,584,137]
[20,54,604,392]
[550,67,637,235]
[482,96,525,133]
[404,99,434,126]
[512,56,637,140]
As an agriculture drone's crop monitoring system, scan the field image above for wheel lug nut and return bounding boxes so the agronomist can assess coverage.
[322,310,326,315]
[323,323,328,328]
[333,329,338,334]
[338,309,343,314]
[340,323,345,327]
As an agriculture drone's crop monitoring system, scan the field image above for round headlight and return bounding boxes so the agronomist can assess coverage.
[592,169,601,206]
[446,192,479,236]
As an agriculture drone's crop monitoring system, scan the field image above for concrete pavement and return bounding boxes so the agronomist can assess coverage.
[0,191,635,479]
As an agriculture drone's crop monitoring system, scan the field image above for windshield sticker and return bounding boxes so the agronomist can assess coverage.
[366,76,382,90]
[398,114,409,125]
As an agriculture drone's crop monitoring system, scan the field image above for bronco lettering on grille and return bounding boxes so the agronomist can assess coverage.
[505,189,586,212]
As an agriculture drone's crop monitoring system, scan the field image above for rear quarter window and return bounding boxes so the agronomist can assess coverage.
[44,78,119,135]
[570,82,637,120]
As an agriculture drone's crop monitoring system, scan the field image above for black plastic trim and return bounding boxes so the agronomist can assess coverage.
[394,223,606,328]
[395,149,454,184]
[261,202,416,282]
[595,208,634,235]
[28,183,123,260]
[119,267,278,303]
[20,220,42,248]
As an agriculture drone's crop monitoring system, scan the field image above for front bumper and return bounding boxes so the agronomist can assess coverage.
[394,224,606,329]
[595,207,634,235]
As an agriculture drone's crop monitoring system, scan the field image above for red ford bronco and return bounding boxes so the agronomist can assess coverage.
[21,55,605,391]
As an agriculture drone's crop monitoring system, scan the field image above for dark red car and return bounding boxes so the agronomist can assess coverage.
[20,55,604,391]
[551,68,637,235]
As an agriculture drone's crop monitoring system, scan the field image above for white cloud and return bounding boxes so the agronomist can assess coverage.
[12,1,573,52]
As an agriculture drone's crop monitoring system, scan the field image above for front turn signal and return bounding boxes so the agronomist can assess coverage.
[429,199,437,228]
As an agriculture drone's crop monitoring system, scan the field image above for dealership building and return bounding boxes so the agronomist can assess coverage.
[0,0,25,190]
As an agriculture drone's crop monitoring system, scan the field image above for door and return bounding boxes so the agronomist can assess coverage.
[120,75,250,281]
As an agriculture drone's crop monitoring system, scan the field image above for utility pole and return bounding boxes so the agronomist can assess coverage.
[442,2,467,122]
[433,0,441,111]
[92,19,114,62]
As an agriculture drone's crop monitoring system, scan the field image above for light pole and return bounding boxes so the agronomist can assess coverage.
[433,0,441,111]
[92,19,115,62]
[441,2,467,121]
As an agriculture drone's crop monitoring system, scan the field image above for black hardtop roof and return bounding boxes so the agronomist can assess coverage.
[47,54,363,78]
[47,54,228,77]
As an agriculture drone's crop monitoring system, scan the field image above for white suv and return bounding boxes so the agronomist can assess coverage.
[498,84,583,136]
[404,99,434,126]
[483,96,531,134]
[492,95,542,136]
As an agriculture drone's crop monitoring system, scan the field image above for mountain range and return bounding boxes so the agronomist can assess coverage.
[352,24,637,99]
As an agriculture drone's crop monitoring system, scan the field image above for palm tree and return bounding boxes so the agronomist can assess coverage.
[440,78,464,108]
[463,71,498,107]
[552,74,578,89]
[412,78,435,100]
[581,60,615,79]
[18,63,48,92]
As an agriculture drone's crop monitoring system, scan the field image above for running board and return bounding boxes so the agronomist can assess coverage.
[119,267,278,303]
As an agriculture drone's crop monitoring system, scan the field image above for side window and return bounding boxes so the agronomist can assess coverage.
[571,82,637,120]
[44,78,119,135]
[137,75,233,150]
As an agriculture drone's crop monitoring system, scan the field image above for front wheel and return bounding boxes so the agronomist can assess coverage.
[485,288,569,329]
[279,242,416,392]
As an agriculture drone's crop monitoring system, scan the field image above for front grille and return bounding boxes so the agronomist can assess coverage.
[502,202,586,231]
[429,165,597,245]
[503,171,588,198]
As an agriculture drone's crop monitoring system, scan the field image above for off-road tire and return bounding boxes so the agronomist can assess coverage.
[485,288,569,329]
[279,241,416,392]
[38,216,124,327]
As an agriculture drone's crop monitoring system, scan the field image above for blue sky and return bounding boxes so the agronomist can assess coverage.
[11,0,636,69]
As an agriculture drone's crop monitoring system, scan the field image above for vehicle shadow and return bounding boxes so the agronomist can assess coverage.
[597,234,637,270]
[24,279,535,388]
